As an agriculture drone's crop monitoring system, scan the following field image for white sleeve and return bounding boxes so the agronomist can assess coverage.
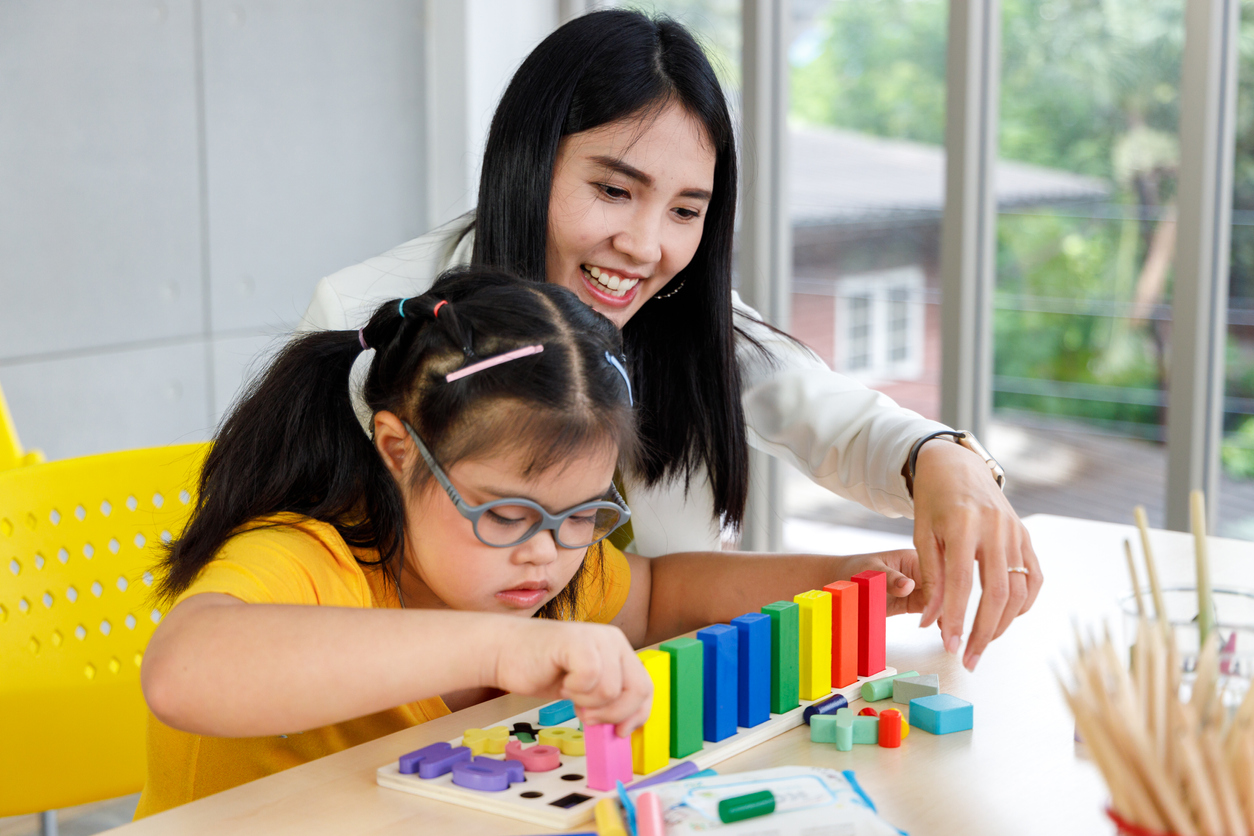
[733,292,949,519]
[296,213,477,333]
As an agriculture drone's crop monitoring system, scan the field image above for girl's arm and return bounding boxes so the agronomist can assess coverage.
[611,549,923,649]
[142,592,651,738]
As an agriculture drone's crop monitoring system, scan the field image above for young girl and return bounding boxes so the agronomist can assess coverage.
[135,270,920,817]
[301,9,1041,672]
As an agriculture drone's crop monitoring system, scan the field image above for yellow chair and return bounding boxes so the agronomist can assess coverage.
[0,443,209,825]
[0,380,45,470]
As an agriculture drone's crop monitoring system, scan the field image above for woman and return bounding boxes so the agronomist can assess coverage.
[299,10,1041,671]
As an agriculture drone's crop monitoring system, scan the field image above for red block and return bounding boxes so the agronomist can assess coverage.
[851,571,886,677]
[879,709,902,748]
[823,581,859,688]
[859,707,878,717]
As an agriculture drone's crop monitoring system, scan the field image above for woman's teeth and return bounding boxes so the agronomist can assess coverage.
[584,265,639,298]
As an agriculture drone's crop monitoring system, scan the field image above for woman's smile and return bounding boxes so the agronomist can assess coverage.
[580,264,643,305]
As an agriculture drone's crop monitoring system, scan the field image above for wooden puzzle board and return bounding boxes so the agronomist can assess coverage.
[376,667,895,830]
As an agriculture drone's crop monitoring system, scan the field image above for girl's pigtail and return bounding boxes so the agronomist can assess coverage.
[155,329,392,603]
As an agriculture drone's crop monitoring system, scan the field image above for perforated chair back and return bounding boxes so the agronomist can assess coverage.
[0,380,44,470]
[0,443,209,815]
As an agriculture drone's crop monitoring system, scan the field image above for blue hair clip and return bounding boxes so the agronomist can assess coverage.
[398,297,411,318]
[604,352,633,407]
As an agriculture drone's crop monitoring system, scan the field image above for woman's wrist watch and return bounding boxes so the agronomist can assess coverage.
[905,430,1006,495]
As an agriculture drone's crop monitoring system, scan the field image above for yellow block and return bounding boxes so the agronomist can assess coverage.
[537,726,585,755]
[901,716,910,739]
[594,797,628,836]
[794,589,832,700]
[631,649,671,775]
[462,726,508,755]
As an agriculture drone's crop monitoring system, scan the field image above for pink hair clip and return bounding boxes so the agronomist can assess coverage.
[445,345,544,382]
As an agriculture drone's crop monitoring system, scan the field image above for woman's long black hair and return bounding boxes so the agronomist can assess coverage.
[473,9,750,531]
[158,269,636,620]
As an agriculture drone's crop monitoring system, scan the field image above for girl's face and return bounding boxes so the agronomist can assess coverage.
[546,102,716,329]
[393,431,619,616]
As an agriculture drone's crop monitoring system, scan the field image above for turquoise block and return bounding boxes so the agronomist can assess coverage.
[835,723,853,751]
[538,699,576,726]
[810,714,838,743]
[852,716,878,744]
[909,694,973,735]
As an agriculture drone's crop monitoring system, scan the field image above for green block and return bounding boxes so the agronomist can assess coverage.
[835,723,853,751]
[810,714,838,743]
[861,670,918,702]
[762,601,799,714]
[660,637,705,758]
[852,716,879,744]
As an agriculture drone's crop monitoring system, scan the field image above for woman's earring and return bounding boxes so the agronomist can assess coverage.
[651,277,686,300]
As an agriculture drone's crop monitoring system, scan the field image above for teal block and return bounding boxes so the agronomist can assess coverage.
[835,707,855,751]
[909,694,973,735]
[861,670,918,702]
[762,601,799,714]
[660,637,705,758]
[810,714,838,743]
[852,716,878,744]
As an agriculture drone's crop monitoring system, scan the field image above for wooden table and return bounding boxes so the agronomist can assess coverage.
[105,515,1254,835]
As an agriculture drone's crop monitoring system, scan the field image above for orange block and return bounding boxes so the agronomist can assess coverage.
[824,581,859,688]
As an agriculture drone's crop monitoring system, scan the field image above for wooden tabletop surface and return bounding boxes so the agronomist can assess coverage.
[104,514,1254,835]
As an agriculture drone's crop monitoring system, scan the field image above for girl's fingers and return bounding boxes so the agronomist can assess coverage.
[961,535,1008,670]
[939,522,979,656]
[913,525,945,628]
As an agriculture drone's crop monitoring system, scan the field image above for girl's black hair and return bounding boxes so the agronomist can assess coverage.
[158,269,636,620]
[472,9,750,531]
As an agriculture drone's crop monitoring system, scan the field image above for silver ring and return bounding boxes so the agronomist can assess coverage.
[1007,566,1030,575]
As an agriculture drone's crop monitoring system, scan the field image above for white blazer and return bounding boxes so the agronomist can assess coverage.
[299,213,948,556]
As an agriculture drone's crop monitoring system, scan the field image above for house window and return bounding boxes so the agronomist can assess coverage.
[834,268,925,381]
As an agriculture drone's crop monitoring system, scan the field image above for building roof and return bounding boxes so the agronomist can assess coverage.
[790,126,1111,227]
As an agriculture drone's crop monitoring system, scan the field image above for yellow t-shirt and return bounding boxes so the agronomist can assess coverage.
[134,514,631,818]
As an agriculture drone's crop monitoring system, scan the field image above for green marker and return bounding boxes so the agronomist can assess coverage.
[762,601,799,714]
[660,637,704,758]
[718,790,776,823]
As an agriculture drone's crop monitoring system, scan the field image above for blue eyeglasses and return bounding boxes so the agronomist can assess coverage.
[403,422,631,549]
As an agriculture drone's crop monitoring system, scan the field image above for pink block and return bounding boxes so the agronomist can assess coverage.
[504,740,561,772]
[584,723,633,791]
[636,791,666,836]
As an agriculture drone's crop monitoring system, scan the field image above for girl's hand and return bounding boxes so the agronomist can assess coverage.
[491,620,652,737]
[840,549,925,617]
[911,438,1043,672]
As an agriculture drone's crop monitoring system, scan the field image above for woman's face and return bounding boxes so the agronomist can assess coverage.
[546,102,717,328]
[399,439,619,616]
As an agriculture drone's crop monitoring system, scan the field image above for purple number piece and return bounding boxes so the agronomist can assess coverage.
[398,741,472,779]
[451,756,526,791]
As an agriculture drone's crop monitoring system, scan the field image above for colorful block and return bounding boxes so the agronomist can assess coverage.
[537,727,585,755]
[802,692,848,725]
[595,796,629,836]
[824,581,859,688]
[878,709,902,748]
[398,741,471,778]
[461,726,508,755]
[450,755,524,791]
[719,790,776,824]
[901,716,910,738]
[835,707,854,751]
[861,670,919,702]
[794,589,833,700]
[859,706,879,717]
[660,637,704,759]
[851,570,886,677]
[852,716,879,744]
[731,613,771,728]
[584,723,633,791]
[809,713,838,743]
[697,624,738,742]
[636,791,666,836]
[892,674,940,704]
[909,694,973,735]
[762,601,800,714]
[632,649,671,774]
[538,699,576,726]
[503,740,561,772]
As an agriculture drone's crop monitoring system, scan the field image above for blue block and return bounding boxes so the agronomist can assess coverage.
[731,613,771,728]
[802,693,848,725]
[398,742,471,778]
[909,694,973,735]
[697,624,739,742]
[538,699,576,726]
